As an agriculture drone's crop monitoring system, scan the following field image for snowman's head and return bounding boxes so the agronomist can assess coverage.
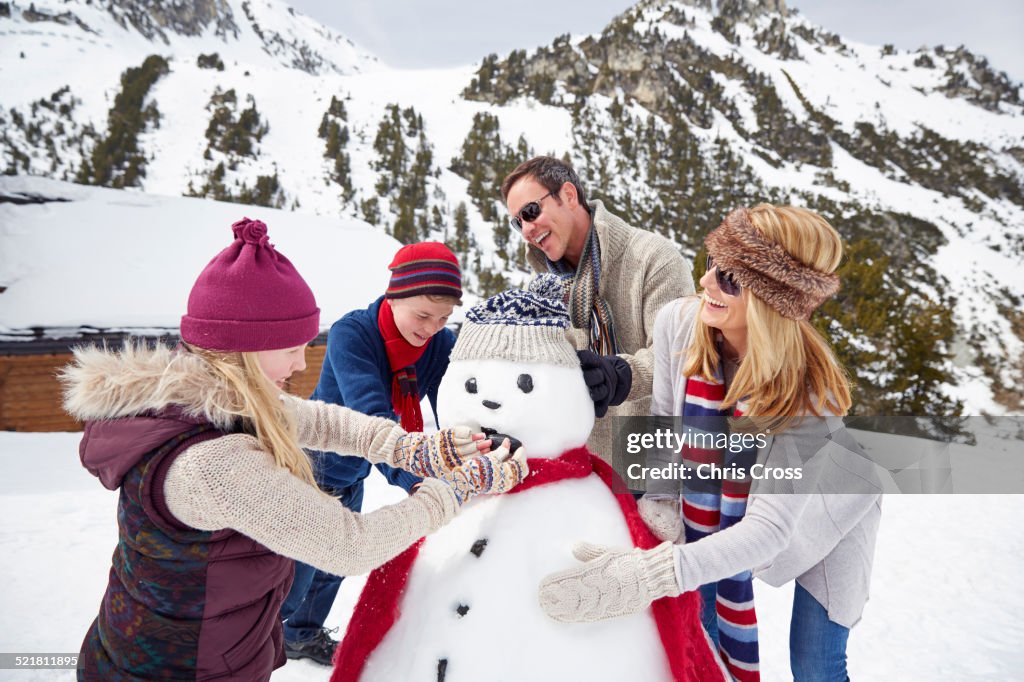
[438,358,594,458]
[438,275,595,458]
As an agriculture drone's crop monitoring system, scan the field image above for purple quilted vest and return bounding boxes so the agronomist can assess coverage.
[77,410,294,681]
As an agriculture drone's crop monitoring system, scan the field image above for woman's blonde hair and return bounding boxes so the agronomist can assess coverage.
[684,204,851,430]
[184,344,318,486]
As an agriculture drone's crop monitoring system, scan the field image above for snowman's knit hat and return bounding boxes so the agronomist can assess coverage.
[450,275,579,368]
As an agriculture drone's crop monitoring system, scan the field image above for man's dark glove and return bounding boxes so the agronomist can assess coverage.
[577,350,633,418]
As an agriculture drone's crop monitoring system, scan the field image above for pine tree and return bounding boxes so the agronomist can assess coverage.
[450,202,473,257]
[371,103,442,240]
[320,96,354,205]
[450,112,532,224]
[77,55,169,187]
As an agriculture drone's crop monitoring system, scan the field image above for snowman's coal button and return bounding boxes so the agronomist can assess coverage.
[470,539,488,557]
[482,400,501,410]
[437,658,448,682]
[455,603,470,617]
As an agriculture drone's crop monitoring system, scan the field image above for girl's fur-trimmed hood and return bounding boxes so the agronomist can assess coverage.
[61,344,249,490]
[61,343,241,429]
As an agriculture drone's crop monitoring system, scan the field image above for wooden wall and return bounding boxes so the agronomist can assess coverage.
[0,345,328,432]
[0,353,79,432]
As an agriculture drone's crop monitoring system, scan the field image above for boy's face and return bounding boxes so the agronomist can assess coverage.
[389,296,454,347]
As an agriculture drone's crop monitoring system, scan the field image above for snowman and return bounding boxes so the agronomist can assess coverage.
[332,276,727,682]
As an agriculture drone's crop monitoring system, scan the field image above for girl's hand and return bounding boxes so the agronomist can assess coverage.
[442,443,529,505]
[393,426,491,478]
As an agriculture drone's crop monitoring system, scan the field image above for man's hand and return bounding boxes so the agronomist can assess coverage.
[577,350,632,417]
[538,541,680,623]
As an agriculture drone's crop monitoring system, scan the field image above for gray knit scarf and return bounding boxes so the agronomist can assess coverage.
[548,223,619,355]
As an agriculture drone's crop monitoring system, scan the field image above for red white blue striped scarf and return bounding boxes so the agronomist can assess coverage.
[681,369,760,681]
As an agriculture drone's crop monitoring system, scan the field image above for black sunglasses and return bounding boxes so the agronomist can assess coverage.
[705,254,742,297]
[509,190,556,232]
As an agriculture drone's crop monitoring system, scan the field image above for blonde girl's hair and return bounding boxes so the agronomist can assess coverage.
[184,344,318,486]
[684,204,852,431]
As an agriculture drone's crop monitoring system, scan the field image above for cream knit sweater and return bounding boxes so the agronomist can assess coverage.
[165,395,460,577]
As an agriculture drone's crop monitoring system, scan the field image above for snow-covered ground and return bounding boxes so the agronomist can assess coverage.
[1,430,1022,681]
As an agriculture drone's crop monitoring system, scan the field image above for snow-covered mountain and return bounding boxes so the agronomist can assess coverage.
[1,0,1022,416]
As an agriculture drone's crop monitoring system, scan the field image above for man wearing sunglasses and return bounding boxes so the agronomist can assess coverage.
[501,156,694,466]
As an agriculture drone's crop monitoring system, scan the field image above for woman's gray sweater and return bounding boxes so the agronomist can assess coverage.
[653,297,883,628]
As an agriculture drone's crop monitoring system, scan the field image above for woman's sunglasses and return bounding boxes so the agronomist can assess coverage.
[705,254,742,297]
[509,190,556,231]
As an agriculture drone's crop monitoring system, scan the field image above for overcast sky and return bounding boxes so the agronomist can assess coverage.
[288,0,1023,83]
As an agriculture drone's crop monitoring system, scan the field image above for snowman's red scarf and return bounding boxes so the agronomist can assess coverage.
[331,447,725,682]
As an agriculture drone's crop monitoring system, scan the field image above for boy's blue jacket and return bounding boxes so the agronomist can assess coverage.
[309,296,455,493]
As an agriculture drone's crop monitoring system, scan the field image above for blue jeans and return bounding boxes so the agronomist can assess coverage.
[699,582,850,681]
[280,481,364,643]
[789,583,850,682]
[698,582,719,644]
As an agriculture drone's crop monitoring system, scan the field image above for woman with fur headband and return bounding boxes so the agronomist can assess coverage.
[539,205,882,681]
[61,218,527,681]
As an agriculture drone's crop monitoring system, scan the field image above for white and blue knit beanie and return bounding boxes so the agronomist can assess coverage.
[450,274,579,368]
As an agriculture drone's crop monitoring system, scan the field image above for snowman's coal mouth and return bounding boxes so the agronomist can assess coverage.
[480,427,523,454]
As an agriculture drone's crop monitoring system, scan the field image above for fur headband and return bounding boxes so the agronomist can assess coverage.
[704,208,839,321]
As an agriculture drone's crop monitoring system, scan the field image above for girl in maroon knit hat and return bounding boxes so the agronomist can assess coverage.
[61,219,526,681]
[279,240,473,666]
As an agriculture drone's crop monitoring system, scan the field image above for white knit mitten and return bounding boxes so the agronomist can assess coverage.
[538,541,681,623]
[637,495,685,544]
[392,426,482,478]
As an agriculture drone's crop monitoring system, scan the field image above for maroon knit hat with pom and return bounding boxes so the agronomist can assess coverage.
[180,218,320,351]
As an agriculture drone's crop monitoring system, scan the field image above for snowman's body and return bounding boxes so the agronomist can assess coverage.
[338,357,725,682]
[359,473,672,681]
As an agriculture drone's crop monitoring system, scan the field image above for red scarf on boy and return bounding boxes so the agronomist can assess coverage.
[377,300,428,432]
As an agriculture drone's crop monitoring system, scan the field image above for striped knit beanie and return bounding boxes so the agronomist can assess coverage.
[450,274,579,368]
[385,242,462,302]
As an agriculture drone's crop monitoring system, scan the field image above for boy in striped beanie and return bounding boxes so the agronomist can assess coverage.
[280,242,463,666]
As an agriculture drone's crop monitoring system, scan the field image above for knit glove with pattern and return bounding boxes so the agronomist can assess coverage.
[538,541,681,623]
[444,446,529,505]
[637,495,686,544]
[392,426,487,479]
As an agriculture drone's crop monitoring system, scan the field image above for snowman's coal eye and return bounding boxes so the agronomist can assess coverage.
[465,378,478,394]
[517,374,534,393]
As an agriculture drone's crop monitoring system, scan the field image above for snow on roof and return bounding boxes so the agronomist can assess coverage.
[0,176,401,335]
